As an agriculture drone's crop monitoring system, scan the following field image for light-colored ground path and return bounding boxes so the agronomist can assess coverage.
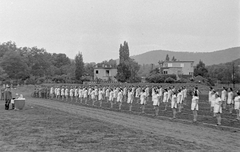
[27,97,240,152]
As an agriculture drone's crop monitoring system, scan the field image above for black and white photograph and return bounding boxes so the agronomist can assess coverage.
[0,0,240,151]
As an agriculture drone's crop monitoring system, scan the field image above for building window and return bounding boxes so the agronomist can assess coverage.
[163,71,168,74]
[189,72,193,75]
[96,70,99,74]
[106,70,109,76]
[168,63,172,67]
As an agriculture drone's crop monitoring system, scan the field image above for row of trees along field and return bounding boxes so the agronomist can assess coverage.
[0,41,118,84]
[0,41,239,85]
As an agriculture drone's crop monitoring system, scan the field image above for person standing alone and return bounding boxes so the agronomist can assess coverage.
[4,85,12,110]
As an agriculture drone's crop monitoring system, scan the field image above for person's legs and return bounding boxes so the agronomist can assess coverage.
[229,104,233,114]
[119,102,122,110]
[236,109,240,120]
[164,102,168,111]
[110,100,114,108]
[129,103,132,111]
[193,110,197,122]
[155,106,159,116]
[178,103,182,112]
[5,99,10,110]
[172,108,176,119]
[217,113,221,125]
[141,104,145,113]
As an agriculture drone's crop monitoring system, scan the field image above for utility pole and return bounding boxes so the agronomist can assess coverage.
[232,62,235,88]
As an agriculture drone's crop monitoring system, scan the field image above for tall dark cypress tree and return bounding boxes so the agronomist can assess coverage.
[165,54,170,61]
[119,44,124,64]
[116,41,131,82]
[123,41,129,61]
[75,52,84,80]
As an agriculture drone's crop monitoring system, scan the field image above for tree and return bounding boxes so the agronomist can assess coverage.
[27,47,51,77]
[172,56,177,61]
[116,41,140,82]
[165,54,170,61]
[0,67,8,81]
[127,58,141,82]
[116,63,131,82]
[194,60,209,78]
[84,62,96,77]
[1,51,29,81]
[119,41,130,64]
[52,53,71,68]
[75,52,84,80]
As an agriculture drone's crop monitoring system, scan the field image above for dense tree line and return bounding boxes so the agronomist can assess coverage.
[1,41,238,85]
[0,41,120,84]
[0,41,83,84]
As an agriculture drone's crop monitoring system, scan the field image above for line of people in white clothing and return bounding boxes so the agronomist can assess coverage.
[35,85,240,126]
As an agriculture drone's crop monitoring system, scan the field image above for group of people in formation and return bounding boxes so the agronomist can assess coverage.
[34,85,240,125]
[208,87,240,125]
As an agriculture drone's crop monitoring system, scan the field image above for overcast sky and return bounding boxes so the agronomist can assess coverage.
[0,0,239,62]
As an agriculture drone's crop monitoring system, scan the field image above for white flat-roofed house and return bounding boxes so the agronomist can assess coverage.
[159,61,194,77]
[94,64,117,81]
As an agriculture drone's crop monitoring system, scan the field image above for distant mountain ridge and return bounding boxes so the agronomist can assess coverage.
[128,47,240,66]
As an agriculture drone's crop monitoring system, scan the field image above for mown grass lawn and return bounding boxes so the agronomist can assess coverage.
[0,102,201,152]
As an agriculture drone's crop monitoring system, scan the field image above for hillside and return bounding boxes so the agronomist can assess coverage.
[207,58,240,83]
[129,47,240,65]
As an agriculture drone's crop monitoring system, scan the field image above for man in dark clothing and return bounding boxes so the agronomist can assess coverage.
[4,87,12,110]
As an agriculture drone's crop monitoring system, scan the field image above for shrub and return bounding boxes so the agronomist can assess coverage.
[146,74,165,83]
[25,78,37,85]
[175,78,188,83]
[164,77,176,83]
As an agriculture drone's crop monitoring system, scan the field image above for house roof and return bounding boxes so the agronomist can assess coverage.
[162,67,182,69]
[163,61,194,63]
[94,64,117,69]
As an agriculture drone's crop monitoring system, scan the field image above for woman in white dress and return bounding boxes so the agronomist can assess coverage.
[117,89,123,110]
[127,89,134,111]
[152,89,160,116]
[214,92,222,125]
[83,88,88,104]
[109,89,114,108]
[65,87,69,101]
[140,89,147,113]
[171,91,177,119]
[91,89,96,106]
[234,91,240,120]
[177,89,183,113]
[61,87,65,101]
[74,87,79,102]
[191,90,199,122]
[163,89,168,111]
[69,87,74,102]
[208,87,214,112]
[105,88,110,103]
[98,88,103,107]
[135,87,141,103]
[221,87,227,109]
[227,88,234,114]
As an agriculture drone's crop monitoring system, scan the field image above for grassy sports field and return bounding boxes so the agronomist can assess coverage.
[0,85,240,151]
